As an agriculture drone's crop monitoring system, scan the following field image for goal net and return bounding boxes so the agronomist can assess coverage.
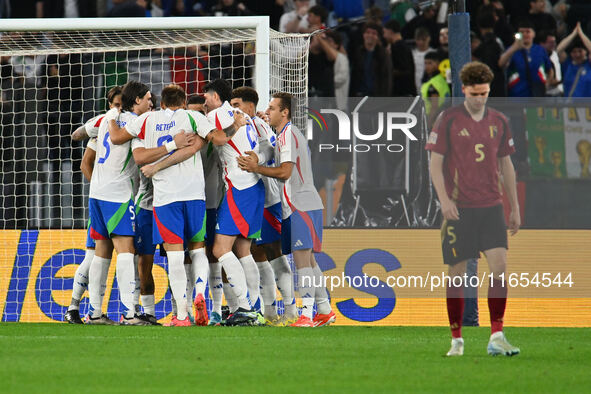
[0,17,310,322]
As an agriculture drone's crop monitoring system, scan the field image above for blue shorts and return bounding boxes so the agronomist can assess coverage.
[134,208,156,255]
[216,180,264,239]
[89,198,135,240]
[256,202,282,246]
[85,219,96,249]
[281,209,323,255]
[153,200,206,245]
[205,208,217,246]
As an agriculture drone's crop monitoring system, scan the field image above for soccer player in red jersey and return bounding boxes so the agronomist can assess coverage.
[426,61,521,356]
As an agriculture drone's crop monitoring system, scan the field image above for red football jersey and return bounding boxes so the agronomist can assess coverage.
[425,105,515,208]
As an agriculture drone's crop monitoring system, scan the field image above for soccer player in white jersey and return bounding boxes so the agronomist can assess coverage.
[113,84,224,326]
[187,97,226,326]
[238,92,336,327]
[202,79,267,326]
[230,87,298,324]
[64,87,123,324]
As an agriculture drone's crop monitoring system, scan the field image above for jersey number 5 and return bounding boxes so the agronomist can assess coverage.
[475,143,485,162]
[98,132,111,164]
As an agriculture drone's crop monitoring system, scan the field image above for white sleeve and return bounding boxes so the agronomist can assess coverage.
[253,119,274,165]
[187,110,215,139]
[86,137,98,151]
[126,112,150,139]
[84,115,103,138]
[131,138,145,151]
[278,129,294,164]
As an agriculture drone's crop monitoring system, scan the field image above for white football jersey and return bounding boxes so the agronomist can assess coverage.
[207,102,261,191]
[276,122,324,219]
[89,110,138,203]
[131,138,154,211]
[252,116,281,207]
[87,137,97,152]
[84,114,105,138]
[200,142,224,209]
[126,108,215,207]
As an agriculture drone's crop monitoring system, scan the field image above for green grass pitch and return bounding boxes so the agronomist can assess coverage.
[0,324,589,393]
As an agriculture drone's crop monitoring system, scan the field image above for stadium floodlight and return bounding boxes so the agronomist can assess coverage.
[0,17,310,322]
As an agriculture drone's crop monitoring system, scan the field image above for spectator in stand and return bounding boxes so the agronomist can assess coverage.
[279,0,310,33]
[350,22,391,97]
[300,5,327,33]
[42,0,97,17]
[421,51,449,118]
[527,0,557,35]
[383,19,416,97]
[308,32,334,97]
[539,30,563,97]
[487,1,515,49]
[7,0,43,18]
[319,30,350,110]
[437,27,451,86]
[106,0,146,16]
[498,19,554,97]
[412,27,435,94]
[211,0,252,16]
[402,3,440,49]
[474,9,506,97]
[557,22,591,98]
[390,0,416,29]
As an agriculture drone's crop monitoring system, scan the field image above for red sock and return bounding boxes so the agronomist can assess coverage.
[488,278,507,334]
[446,285,464,338]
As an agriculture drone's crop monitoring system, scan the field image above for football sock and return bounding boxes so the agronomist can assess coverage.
[69,249,94,311]
[312,263,331,315]
[88,256,111,318]
[209,261,223,316]
[219,251,250,310]
[446,284,464,339]
[189,248,209,296]
[297,267,315,319]
[239,255,261,313]
[488,278,507,334]
[133,255,141,314]
[257,260,277,319]
[167,251,188,320]
[223,282,239,313]
[184,263,194,303]
[116,252,136,319]
[141,294,155,316]
[270,256,296,317]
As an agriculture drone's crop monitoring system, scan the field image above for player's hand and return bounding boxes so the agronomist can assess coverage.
[141,164,158,178]
[508,209,520,236]
[232,111,247,130]
[256,111,270,124]
[173,131,195,149]
[440,199,459,221]
[237,151,259,173]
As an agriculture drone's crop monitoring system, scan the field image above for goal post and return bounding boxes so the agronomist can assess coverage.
[0,17,310,322]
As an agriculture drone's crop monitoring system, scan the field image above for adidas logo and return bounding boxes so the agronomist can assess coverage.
[294,240,303,247]
[458,128,470,137]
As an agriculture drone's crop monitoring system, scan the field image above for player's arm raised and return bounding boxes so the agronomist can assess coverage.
[71,124,89,141]
[499,155,520,235]
[429,152,459,220]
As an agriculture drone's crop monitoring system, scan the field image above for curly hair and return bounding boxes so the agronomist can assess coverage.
[459,61,494,86]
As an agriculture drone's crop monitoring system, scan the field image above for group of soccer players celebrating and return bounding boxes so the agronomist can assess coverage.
[65,79,335,327]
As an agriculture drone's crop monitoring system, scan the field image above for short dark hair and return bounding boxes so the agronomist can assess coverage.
[150,93,158,109]
[161,84,186,107]
[414,27,430,40]
[425,51,440,62]
[324,30,343,47]
[568,38,587,53]
[231,86,259,106]
[187,95,205,105]
[106,86,122,105]
[384,20,401,34]
[204,78,232,103]
[362,21,383,37]
[272,92,292,119]
[517,19,535,30]
[121,81,150,112]
[308,5,328,23]
[460,61,494,86]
